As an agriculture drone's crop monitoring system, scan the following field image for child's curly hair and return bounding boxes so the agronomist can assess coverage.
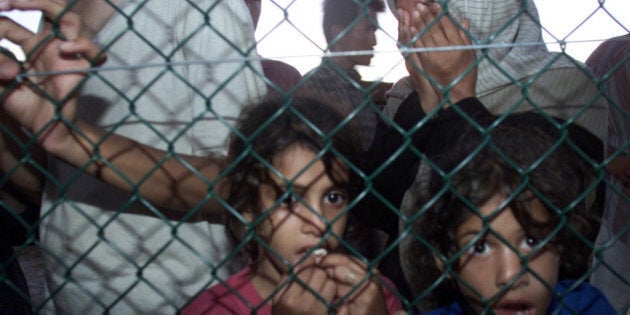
[224,97,364,264]
[403,125,595,311]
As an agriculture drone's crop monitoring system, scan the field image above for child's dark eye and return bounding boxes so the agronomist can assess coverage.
[468,240,489,255]
[473,242,486,253]
[325,191,348,206]
[525,235,541,247]
[280,193,298,208]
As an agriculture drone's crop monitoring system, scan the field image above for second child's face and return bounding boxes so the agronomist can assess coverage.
[454,194,559,315]
[253,144,349,277]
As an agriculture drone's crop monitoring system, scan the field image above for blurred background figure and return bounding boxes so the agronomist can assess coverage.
[586,33,630,314]
[301,0,389,152]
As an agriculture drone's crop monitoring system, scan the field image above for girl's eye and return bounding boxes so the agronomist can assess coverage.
[468,239,489,255]
[280,193,298,208]
[325,191,348,207]
[524,235,541,248]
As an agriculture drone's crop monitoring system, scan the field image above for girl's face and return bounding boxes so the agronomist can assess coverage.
[453,194,559,315]
[250,144,349,278]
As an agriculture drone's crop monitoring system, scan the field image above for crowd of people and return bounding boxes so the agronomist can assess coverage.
[0,0,627,314]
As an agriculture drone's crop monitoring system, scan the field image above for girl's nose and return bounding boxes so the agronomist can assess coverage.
[496,248,529,289]
[300,202,327,235]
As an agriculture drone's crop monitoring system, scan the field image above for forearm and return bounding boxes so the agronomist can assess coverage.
[44,121,226,214]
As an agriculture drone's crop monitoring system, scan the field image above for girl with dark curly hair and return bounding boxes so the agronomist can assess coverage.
[183,97,403,314]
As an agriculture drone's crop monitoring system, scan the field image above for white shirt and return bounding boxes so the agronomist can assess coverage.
[39,1,266,313]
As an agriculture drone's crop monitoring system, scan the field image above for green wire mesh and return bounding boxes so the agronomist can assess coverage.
[0,0,628,314]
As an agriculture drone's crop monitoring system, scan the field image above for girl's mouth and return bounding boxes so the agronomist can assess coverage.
[493,301,536,315]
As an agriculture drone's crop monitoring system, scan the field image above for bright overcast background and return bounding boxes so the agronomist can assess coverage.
[255,0,630,83]
[1,0,628,84]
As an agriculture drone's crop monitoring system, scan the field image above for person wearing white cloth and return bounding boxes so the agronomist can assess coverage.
[0,0,267,313]
[385,0,607,141]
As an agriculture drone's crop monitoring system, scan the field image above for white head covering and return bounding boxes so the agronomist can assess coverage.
[387,0,576,96]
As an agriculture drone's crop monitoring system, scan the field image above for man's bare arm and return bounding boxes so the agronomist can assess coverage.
[0,0,227,215]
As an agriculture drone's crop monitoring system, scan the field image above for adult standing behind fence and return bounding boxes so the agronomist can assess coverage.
[360,0,604,303]
[301,0,389,152]
[369,0,605,227]
[385,0,607,142]
[0,0,268,313]
[586,33,630,314]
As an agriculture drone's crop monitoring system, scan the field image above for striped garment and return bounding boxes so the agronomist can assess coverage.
[384,0,607,140]
[386,0,574,94]
[586,34,630,313]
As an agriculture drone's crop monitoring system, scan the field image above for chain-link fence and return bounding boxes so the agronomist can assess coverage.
[0,0,629,314]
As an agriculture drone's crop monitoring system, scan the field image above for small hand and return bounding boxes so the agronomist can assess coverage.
[320,254,388,315]
[271,264,336,315]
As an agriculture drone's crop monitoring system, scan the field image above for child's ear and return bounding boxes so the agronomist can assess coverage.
[433,253,445,271]
[433,253,453,279]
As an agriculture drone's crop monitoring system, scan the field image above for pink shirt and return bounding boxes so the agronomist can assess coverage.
[183,266,403,314]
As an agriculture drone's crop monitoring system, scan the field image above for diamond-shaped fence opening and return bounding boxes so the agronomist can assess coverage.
[0,0,628,314]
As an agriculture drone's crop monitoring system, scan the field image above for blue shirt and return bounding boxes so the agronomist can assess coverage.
[422,280,615,315]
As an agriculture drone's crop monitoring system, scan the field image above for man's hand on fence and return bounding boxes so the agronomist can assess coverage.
[0,0,102,155]
[398,4,439,112]
[0,1,226,215]
[397,1,477,112]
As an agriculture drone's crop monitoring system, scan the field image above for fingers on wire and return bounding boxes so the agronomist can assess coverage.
[397,9,413,45]
[321,254,373,288]
[400,3,447,51]
[272,267,336,311]
[410,1,469,48]
[0,0,82,54]
[60,38,107,66]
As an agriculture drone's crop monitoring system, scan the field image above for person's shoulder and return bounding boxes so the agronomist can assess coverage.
[586,34,630,70]
[553,279,616,315]
[308,58,356,78]
[261,58,303,92]
[375,274,405,313]
[261,59,302,79]
[181,267,258,315]
[300,60,343,92]
[420,301,464,315]
[301,64,327,83]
